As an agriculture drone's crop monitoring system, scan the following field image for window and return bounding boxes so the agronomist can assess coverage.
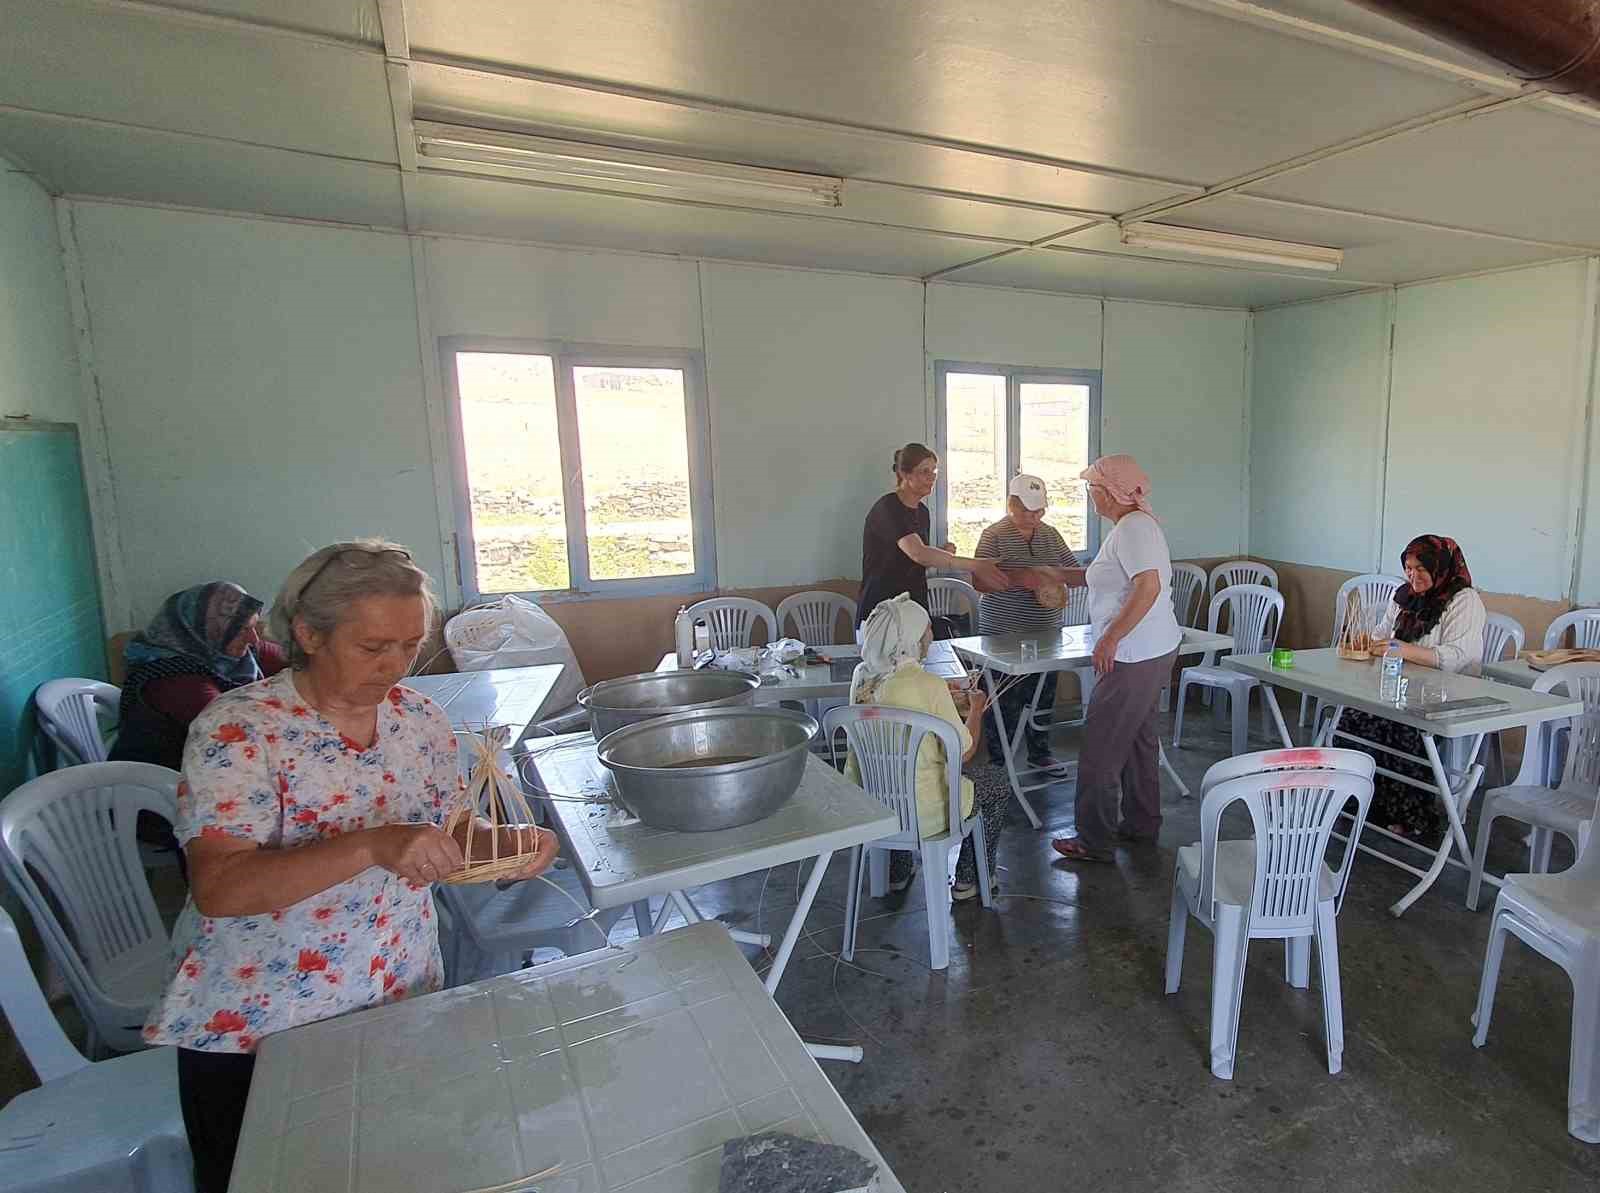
[444,339,715,599]
[934,362,1102,558]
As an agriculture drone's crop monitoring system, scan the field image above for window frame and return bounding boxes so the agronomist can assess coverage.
[441,335,717,603]
[932,360,1104,560]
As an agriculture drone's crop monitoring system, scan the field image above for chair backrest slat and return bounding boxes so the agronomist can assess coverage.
[1483,613,1526,665]
[1198,768,1374,929]
[776,591,857,647]
[686,597,778,651]
[1063,585,1091,627]
[0,762,177,1051]
[1208,560,1278,601]
[927,577,980,626]
[823,705,964,842]
[1544,609,1600,651]
[1171,563,1207,628]
[1207,584,1284,655]
[35,678,120,767]
[1327,574,1403,648]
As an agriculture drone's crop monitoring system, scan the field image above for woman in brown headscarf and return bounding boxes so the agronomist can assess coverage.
[1337,534,1487,838]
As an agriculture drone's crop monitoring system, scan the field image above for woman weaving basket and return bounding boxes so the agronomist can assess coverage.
[143,539,558,1193]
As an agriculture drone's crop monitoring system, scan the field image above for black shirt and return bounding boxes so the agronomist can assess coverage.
[859,492,931,624]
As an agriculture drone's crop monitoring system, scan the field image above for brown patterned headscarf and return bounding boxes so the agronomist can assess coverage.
[1393,535,1473,642]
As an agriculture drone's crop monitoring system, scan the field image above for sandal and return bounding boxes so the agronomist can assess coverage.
[1051,837,1114,863]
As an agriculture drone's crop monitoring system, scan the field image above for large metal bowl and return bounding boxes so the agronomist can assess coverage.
[578,669,760,741]
[596,707,818,832]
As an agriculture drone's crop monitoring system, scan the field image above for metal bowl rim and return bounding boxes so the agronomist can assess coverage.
[578,668,761,713]
[595,706,818,774]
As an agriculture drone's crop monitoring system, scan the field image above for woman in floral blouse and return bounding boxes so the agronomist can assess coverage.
[143,540,559,1193]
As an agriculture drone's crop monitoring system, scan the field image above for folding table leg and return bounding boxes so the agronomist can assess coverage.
[1386,733,1483,918]
[985,666,1041,828]
[1259,686,1295,749]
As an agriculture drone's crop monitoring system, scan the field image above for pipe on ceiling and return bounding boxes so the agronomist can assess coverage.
[1353,0,1600,105]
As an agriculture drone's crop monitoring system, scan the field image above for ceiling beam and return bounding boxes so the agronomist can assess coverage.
[407,50,1208,197]
[375,0,418,231]
[927,90,1548,279]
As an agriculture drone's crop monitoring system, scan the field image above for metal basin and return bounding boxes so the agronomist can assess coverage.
[578,669,760,741]
[596,707,818,832]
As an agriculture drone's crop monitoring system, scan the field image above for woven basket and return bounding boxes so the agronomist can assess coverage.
[442,725,545,884]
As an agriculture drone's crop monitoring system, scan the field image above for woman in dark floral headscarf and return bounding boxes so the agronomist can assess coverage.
[1336,535,1487,838]
[111,582,288,771]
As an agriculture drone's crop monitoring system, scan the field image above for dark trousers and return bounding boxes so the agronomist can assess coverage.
[179,1047,257,1193]
[1073,650,1176,852]
[987,672,1058,763]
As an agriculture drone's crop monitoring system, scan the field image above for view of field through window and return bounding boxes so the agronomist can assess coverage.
[943,374,1092,556]
[454,352,695,593]
[1019,382,1092,553]
[944,373,1006,557]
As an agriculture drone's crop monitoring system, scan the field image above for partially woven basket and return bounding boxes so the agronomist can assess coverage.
[442,725,545,884]
[1523,647,1600,671]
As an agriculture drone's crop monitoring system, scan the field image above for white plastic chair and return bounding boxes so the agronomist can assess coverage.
[1479,613,1527,785]
[825,706,993,971]
[1297,574,1403,730]
[1173,585,1285,757]
[775,591,857,647]
[1171,563,1207,628]
[1164,752,1375,1079]
[1544,609,1600,651]
[1207,560,1278,602]
[1471,794,1600,1141]
[0,904,194,1193]
[927,577,980,632]
[34,678,120,767]
[0,762,178,1054]
[1466,663,1600,911]
[683,596,777,651]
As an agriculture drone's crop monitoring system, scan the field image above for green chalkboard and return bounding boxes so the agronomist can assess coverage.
[0,421,107,793]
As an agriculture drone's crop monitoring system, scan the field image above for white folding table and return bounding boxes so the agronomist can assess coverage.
[1223,648,1580,916]
[657,638,967,701]
[408,663,564,745]
[528,733,897,1062]
[229,920,906,1193]
[948,625,1233,827]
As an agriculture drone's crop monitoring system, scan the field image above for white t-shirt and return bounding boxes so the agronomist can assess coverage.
[1086,511,1182,663]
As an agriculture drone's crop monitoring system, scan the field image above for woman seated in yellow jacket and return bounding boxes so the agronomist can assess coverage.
[844,593,1008,901]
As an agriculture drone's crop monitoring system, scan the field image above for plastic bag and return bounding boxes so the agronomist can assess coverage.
[444,595,587,718]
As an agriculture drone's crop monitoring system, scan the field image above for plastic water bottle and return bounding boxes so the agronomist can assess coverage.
[1380,640,1404,702]
[673,607,694,663]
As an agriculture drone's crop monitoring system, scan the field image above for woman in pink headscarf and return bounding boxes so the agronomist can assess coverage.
[1052,455,1182,862]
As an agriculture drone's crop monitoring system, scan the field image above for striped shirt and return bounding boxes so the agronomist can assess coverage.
[974,518,1080,634]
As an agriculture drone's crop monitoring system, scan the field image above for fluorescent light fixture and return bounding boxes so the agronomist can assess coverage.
[1120,222,1344,272]
[415,121,843,208]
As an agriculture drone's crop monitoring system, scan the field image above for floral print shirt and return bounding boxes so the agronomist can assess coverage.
[143,669,461,1054]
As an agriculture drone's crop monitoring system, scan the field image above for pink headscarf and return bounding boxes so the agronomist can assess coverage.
[1080,454,1154,516]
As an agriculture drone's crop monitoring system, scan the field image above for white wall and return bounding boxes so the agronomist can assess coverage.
[702,264,925,587]
[66,201,1254,624]
[1250,259,1600,601]
[1103,302,1250,559]
[0,159,78,423]
[1250,291,1390,572]
[68,205,442,621]
[924,282,1100,369]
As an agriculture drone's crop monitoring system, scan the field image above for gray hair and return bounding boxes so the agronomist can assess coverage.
[268,538,438,668]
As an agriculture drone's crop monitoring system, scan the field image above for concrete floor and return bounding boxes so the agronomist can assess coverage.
[4,703,1597,1191]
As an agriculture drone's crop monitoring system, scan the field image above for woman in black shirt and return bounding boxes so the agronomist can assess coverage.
[859,443,1007,626]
